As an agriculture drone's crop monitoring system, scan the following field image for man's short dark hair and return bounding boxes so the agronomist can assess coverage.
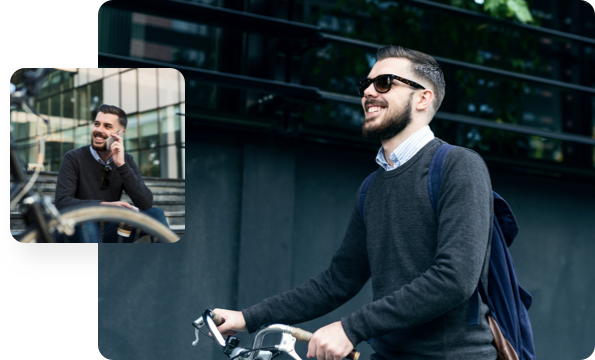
[376,46,446,114]
[97,104,127,129]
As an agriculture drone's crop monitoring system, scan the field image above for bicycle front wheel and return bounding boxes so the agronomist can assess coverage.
[18,206,179,244]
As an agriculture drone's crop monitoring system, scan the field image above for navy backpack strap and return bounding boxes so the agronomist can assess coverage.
[358,171,377,221]
[427,144,456,213]
[427,144,482,325]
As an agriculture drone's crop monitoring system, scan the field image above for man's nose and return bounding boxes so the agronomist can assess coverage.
[363,82,379,97]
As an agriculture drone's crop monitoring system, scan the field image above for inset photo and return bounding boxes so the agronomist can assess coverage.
[10,68,185,243]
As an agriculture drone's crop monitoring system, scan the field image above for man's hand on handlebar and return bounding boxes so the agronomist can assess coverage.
[213,308,247,337]
[307,321,354,360]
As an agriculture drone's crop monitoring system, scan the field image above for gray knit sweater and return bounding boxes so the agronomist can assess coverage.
[242,139,497,359]
[55,146,153,211]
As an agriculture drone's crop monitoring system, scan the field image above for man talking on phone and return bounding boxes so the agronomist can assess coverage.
[54,104,170,243]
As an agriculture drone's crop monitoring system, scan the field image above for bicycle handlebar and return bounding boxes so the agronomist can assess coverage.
[206,310,360,360]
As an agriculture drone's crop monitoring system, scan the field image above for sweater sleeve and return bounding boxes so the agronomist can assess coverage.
[340,148,493,346]
[55,151,102,210]
[116,155,153,211]
[242,205,371,334]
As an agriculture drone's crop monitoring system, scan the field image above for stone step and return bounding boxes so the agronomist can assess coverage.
[13,172,185,186]
[29,188,185,203]
[15,179,185,191]
[152,202,185,212]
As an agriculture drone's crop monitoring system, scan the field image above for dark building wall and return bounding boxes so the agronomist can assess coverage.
[99,130,595,360]
[490,171,595,360]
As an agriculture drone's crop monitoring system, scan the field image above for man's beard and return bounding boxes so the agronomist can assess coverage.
[362,93,413,141]
[91,132,108,151]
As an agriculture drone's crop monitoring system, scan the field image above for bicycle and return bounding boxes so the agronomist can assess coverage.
[10,68,179,243]
[192,309,361,360]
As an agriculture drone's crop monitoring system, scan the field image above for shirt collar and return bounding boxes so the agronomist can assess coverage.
[89,145,113,165]
[375,125,435,171]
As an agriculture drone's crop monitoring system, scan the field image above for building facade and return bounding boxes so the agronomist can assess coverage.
[97,1,595,360]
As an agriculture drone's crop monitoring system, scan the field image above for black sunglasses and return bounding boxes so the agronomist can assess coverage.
[100,165,112,190]
[357,74,426,96]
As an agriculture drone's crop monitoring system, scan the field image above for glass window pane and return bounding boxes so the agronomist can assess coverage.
[78,68,89,86]
[104,68,119,77]
[89,80,103,119]
[77,86,89,123]
[139,110,160,177]
[121,69,137,113]
[124,114,139,151]
[138,149,160,177]
[158,68,180,107]
[46,141,62,172]
[62,115,77,134]
[10,110,27,141]
[49,116,61,134]
[62,129,74,156]
[159,106,181,178]
[138,68,158,112]
[75,123,91,149]
[50,94,61,117]
[49,71,61,95]
[88,68,103,83]
[39,77,50,98]
[39,98,49,116]
[159,105,180,145]
[159,144,180,179]
[61,71,74,90]
[103,74,120,107]
[128,150,139,172]
[63,90,75,119]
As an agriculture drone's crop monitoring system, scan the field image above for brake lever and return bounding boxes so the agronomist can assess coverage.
[277,332,301,360]
[192,316,205,346]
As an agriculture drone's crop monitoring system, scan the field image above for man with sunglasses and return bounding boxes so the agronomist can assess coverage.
[214,46,495,360]
[54,104,169,243]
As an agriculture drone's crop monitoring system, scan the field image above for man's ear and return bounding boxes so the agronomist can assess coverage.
[415,89,434,111]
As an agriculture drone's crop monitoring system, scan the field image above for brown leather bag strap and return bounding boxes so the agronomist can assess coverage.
[487,315,519,360]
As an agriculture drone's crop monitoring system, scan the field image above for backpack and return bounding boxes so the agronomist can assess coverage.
[358,143,536,360]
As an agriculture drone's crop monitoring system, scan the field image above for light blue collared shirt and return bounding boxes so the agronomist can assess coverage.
[375,125,435,171]
[89,145,113,165]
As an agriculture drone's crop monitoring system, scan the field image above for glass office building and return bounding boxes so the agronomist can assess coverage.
[10,68,185,179]
[98,0,595,180]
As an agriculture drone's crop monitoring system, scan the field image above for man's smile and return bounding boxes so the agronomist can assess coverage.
[366,106,386,118]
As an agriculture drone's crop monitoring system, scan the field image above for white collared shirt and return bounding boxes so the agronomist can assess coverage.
[89,145,113,165]
[375,125,435,171]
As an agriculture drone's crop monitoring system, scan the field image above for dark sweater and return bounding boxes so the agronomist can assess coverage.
[55,146,153,211]
[242,139,497,360]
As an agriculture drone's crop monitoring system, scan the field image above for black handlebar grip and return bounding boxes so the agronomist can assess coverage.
[290,327,360,360]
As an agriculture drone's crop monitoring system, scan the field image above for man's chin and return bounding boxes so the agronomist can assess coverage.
[91,143,107,151]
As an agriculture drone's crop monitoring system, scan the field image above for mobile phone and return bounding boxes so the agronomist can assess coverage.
[106,130,124,151]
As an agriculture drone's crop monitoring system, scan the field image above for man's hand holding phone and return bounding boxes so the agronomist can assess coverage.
[107,130,125,167]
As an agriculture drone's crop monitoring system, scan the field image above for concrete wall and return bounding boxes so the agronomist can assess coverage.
[99,133,595,360]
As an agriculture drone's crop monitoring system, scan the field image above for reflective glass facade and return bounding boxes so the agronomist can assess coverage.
[99,0,595,182]
[10,68,185,179]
